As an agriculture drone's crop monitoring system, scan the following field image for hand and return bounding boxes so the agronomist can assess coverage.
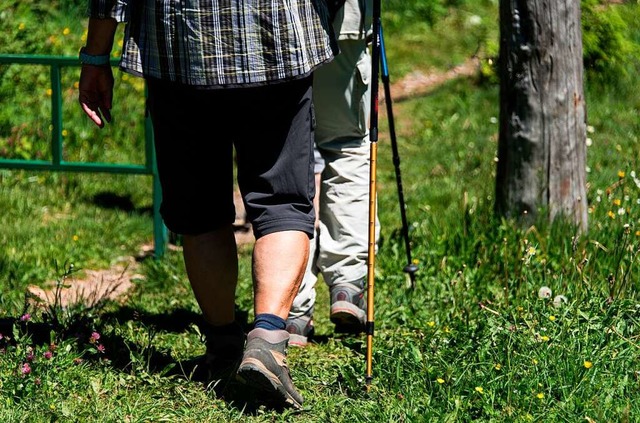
[79,64,114,128]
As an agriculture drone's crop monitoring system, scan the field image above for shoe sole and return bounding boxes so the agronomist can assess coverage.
[236,358,303,409]
[288,333,309,347]
[330,301,366,333]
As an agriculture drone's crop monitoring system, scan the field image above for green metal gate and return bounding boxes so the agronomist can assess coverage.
[0,54,167,258]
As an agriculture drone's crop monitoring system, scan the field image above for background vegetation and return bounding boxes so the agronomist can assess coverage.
[1,0,639,421]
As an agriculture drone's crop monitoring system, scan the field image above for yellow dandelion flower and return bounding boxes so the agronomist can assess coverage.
[494,363,502,370]
[533,359,538,365]
[613,199,622,206]
[549,315,556,321]
[61,129,68,137]
[73,81,79,89]
[618,170,626,178]
[517,306,524,312]
[427,321,435,327]
[436,378,445,384]
[62,27,71,35]
[19,23,26,30]
[73,235,79,242]
[584,360,593,369]
[540,335,550,342]
[443,326,451,333]
[607,211,615,219]
[475,386,484,394]
[636,231,640,237]
[46,89,52,97]
[536,393,544,399]
[412,258,420,265]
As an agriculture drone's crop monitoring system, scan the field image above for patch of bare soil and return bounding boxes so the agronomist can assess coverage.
[31,58,479,307]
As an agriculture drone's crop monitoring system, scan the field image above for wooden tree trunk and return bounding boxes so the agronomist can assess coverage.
[495,0,588,231]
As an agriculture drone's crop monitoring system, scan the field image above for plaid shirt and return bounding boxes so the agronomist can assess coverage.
[89,0,337,87]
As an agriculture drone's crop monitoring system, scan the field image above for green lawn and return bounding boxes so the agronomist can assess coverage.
[1,1,640,421]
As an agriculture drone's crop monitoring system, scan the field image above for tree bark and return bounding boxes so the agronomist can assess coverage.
[496,0,588,231]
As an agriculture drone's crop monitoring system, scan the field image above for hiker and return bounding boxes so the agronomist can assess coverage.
[286,0,380,346]
[78,0,337,409]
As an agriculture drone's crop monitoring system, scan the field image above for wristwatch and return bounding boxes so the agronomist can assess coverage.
[79,47,111,66]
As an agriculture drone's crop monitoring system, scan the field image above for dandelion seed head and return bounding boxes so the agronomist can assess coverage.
[553,295,568,308]
[538,286,552,299]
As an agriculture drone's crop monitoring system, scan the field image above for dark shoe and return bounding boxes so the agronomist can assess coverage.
[285,309,315,347]
[330,282,366,334]
[236,328,303,409]
[201,322,246,383]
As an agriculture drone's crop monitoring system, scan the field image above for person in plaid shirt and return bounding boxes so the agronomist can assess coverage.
[79,0,337,409]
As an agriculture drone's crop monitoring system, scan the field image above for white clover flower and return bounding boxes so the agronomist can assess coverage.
[586,138,593,147]
[538,286,552,299]
[490,117,498,124]
[587,125,595,133]
[552,295,568,308]
[618,208,626,215]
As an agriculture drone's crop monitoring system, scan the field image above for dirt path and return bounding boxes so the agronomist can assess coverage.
[28,57,480,308]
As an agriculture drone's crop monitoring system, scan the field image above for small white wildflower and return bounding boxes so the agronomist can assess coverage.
[618,208,625,215]
[538,286,552,299]
[587,125,595,133]
[586,166,591,173]
[490,117,498,124]
[586,138,593,147]
[468,15,482,26]
[596,196,601,203]
[552,295,568,308]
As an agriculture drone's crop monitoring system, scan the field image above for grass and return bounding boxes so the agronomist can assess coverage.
[1,1,640,421]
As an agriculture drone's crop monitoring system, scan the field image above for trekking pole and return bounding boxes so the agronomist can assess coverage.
[365,0,381,391]
[379,23,419,289]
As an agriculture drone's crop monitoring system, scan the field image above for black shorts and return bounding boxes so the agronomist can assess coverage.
[146,77,316,239]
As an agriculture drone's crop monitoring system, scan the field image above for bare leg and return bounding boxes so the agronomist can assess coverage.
[253,230,309,319]
[182,225,238,326]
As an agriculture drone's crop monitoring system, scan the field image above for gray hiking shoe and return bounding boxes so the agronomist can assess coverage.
[330,282,366,334]
[236,328,303,409]
[286,308,315,347]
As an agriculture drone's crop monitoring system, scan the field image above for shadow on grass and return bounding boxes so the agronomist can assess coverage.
[1,303,363,414]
